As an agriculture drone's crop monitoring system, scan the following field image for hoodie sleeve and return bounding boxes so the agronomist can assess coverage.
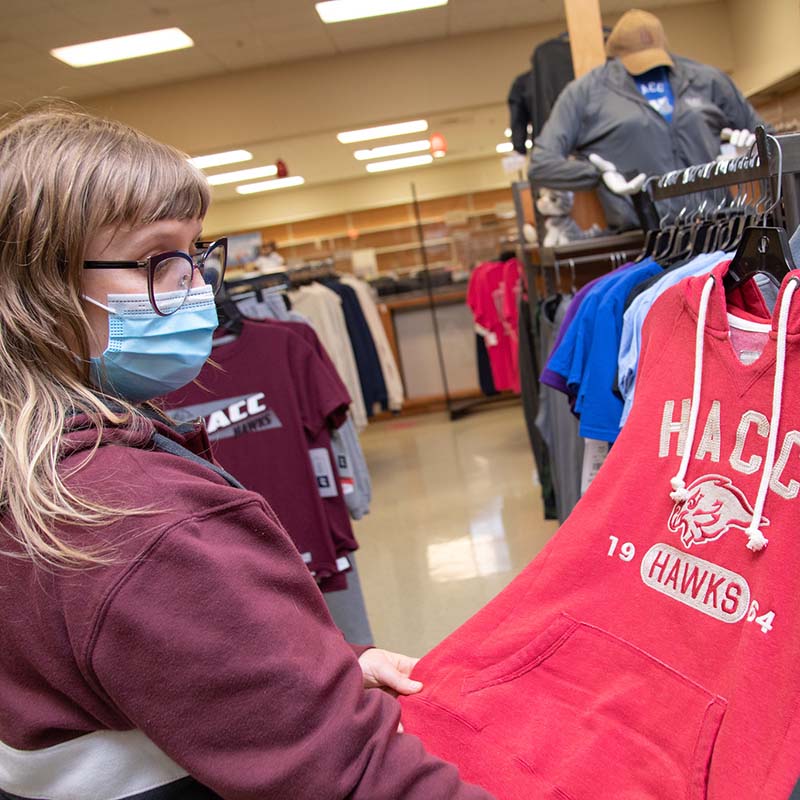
[529,78,602,191]
[86,496,493,800]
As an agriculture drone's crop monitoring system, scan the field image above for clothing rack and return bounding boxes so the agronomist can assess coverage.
[287,259,337,288]
[642,126,800,234]
[224,271,290,300]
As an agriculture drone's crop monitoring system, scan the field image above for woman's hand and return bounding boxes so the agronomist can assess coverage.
[358,648,422,695]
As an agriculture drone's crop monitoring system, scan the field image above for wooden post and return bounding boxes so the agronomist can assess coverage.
[563,0,606,78]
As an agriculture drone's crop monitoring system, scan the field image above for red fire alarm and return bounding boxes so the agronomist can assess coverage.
[430,132,447,158]
[275,158,288,178]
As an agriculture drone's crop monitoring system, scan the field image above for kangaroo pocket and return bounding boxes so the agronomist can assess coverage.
[459,613,726,800]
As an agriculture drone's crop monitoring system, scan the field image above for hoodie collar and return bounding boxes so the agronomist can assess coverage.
[62,406,210,461]
[686,260,800,336]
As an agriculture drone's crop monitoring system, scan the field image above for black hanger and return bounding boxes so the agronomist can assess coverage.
[723,224,795,291]
[636,228,659,262]
[652,221,681,263]
[665,222,694,264]
[214,291,245,339]
[686,220,713,257]
[725,127,796,290]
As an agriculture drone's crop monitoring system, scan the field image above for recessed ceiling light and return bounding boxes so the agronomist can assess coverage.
[188,150,253,170]
[354,140,430,160]
[236,176,306,194]
[365,154,434,173]
[496,142,514,153]
[207,165,278,186]
[316,0,447,24]
[337,120,428,144]
[525,139,533,149]
[504,128,512,138]
[51,27,193,67]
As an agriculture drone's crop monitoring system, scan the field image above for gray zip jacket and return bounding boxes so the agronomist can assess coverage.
[529,56,764,230]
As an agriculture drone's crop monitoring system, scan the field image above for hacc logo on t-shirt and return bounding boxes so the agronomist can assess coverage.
[169,392,282,441]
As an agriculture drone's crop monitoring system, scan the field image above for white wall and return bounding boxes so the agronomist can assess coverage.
[726,0,800,96]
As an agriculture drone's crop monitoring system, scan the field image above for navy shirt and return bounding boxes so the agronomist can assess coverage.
[321,279,388,416]
[634,66,674,122]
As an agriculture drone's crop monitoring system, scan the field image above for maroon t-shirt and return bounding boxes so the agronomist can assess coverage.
[250,319,361,594]
[164,320,349,580]
[249,319,360,556]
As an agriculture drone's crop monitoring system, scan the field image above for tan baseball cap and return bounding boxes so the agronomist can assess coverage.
[606,9,674,75]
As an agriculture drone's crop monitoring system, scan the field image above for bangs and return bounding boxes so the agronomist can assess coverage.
[95,130,211,229]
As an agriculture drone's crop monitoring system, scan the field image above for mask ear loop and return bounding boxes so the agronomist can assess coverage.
[83,295,116,315]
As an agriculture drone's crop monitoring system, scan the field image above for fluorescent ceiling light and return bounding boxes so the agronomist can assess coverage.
[337,119,428,144]
[236,176,306,194]
[188,150,253,170]
[316,0,447,24]
[496,142,514,153]
[504,128,512,137]
[207,165,278,186]
[354,140,430,160]
[366,154,433,173]
[51,28,193,67]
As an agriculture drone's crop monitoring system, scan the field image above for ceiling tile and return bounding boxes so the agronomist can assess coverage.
[7,11,88,48]
[3,0,57,14]
[326,6,449,52]
[246,0,323,30]
[0,41,42,64]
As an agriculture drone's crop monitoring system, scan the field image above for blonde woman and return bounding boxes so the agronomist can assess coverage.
[0,106,493,800]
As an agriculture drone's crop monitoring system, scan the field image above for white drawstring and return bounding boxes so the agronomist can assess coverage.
[669,275,716,502]
[744,277,798,551]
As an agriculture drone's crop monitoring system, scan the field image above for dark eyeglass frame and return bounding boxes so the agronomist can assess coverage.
[83,237,228,317]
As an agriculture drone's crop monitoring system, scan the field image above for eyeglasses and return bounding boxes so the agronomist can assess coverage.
[83,237,228,316]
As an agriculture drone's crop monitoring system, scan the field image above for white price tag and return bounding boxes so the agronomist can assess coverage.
[581,438,609,495]
[309,447,338,498]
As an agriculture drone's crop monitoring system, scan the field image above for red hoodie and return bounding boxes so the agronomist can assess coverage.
[400,262,800,799]
[0,413,493,800]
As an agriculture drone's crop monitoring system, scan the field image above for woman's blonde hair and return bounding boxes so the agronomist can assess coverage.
[0,101,211,567]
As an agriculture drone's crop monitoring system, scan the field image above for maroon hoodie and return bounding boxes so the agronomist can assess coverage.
[0,413,492,800]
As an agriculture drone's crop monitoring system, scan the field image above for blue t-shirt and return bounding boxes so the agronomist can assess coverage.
[545,263,640,401]
[617,251,726,428]
[634,66,674,122]
[575,258,663,442]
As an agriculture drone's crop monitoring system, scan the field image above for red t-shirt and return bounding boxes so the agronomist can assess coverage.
[164,320,349,580]
[467,262,518,391]
[501,258,522,392]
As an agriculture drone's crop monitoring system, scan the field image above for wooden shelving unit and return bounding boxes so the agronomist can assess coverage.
[224,187,517,275]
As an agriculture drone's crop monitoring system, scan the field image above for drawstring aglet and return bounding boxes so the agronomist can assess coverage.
[746,527,769,552]
[670,477,690,503]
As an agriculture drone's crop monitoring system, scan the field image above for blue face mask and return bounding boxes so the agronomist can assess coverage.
[85,285,218,403]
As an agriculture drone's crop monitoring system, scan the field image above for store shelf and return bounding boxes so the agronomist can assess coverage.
[273,209,503,251]
[747,68,800,103]
[374,237,454,255]
[382,286,468,311]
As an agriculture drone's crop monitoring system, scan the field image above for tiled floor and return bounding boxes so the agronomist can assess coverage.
[354,404,559,657]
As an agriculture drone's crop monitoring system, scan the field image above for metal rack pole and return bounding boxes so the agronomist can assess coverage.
[411,182,452,414]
